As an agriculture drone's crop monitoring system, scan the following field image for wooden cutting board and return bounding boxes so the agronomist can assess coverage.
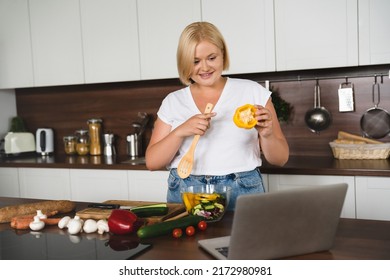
[76,200,186,224]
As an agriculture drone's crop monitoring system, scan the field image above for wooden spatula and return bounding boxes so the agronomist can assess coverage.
[177,103,214,179]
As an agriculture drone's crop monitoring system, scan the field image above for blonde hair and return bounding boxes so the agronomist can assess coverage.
[177,22,230,85]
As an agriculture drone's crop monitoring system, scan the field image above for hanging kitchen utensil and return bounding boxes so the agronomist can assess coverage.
[305,80,332,133]
[338,80,355,112]
[360,78,390,139]
[177,103,214,179]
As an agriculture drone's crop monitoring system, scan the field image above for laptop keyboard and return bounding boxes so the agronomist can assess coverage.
[216,246,229,257]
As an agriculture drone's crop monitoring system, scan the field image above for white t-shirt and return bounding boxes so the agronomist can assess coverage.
[157,77,271,175]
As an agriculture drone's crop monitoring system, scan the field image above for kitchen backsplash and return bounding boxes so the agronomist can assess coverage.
[15,65,390,158]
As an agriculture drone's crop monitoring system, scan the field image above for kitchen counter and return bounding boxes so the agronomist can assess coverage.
[1,154,389,177]
[1,197,390,260]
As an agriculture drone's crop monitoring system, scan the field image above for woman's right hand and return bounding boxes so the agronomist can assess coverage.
[146,112,216,171]
[174,112,216,138]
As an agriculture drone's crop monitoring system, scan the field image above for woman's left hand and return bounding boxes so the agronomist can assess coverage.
[254,105,273,137]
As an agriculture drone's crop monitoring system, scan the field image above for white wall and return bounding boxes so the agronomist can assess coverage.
[0,89,17,139]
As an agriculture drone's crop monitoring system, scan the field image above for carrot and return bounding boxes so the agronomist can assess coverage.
[10,217,33,230]
[10,210,61,230]
[41,218,62,225]
[11,217,63,230]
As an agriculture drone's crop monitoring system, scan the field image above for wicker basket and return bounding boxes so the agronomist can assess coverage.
[329,142,390,159]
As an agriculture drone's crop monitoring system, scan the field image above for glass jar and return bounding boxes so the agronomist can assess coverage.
[63,135,77,155]
[75,129,90,156]
[87,118,102,156]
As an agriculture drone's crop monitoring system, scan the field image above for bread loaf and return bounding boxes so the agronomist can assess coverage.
[333,139,366,144]
[0,200,76,223]
[337,131,382,144]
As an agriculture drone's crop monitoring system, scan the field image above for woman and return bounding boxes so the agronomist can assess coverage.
[146,22,289,210]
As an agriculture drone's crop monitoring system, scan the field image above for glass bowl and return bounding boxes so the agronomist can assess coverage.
[181,185,231,222]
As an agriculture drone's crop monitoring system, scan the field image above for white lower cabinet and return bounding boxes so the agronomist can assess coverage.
[127,170,169,202]
[355,176,390,221]
[5,166,390,221]
[0,168,20,198]
[70,169,129,203]
[19,168,71,200]
[268,174,356,219]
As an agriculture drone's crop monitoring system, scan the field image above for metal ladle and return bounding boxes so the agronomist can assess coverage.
[305,80,332,133]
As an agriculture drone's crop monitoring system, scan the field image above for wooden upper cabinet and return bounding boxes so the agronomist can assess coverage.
[137,0,202,80]
[202,0,276,74]
[0,0,34,89]
[358,0,390,65]
[274,0,359,71]
[29,0,84,87]
[80,0,141,83]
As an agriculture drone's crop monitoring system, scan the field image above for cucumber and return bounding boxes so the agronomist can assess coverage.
[137,215,204,239]
[133,203,167,209]
[204,204,215,210]
[131,205,169,218]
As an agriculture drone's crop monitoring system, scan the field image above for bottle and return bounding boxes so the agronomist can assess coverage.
[63,135,77,155]
[88,119,102,156]
[75,129,89,156]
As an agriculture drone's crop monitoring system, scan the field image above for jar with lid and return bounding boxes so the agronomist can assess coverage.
[87,118,102,156]
[75,129,89,156]
[63,135,77,155]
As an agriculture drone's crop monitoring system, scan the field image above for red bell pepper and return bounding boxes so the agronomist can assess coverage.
[108,209,141,235]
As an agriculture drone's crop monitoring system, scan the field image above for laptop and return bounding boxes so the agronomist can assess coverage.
[198,183,348,260]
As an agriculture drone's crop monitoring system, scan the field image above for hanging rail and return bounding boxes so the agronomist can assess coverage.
[256,71,389,84]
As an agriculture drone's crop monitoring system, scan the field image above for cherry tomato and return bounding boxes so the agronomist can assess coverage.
[172,228,183,238]
[197,220,207,231]
[185,226,196,236]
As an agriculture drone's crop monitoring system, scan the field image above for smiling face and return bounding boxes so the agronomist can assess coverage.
[176,22,229,85]
[190,40,224,87]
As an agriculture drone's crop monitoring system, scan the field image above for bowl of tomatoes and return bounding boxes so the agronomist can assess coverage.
[181,184,231,222]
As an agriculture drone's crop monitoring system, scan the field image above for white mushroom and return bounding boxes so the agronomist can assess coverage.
[97,219,109,234]
[35,210,47,219]
[29,216,45,231]
[67,216,83,235]
[83,219,98,233]
[58,216,71,229]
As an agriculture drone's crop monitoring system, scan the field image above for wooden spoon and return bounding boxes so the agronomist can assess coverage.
[177,103,214,179]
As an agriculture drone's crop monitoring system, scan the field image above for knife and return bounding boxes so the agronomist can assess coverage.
[87,203,131,210]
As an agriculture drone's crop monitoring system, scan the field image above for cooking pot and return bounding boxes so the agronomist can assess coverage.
[36,128,54,155]
[305,81,332,133]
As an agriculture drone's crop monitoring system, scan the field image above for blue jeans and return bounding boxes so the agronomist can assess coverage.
[167,168,265,210]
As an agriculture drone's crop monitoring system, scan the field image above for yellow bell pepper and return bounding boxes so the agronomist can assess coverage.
[182,192,194,212]
[233,104,257,129]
